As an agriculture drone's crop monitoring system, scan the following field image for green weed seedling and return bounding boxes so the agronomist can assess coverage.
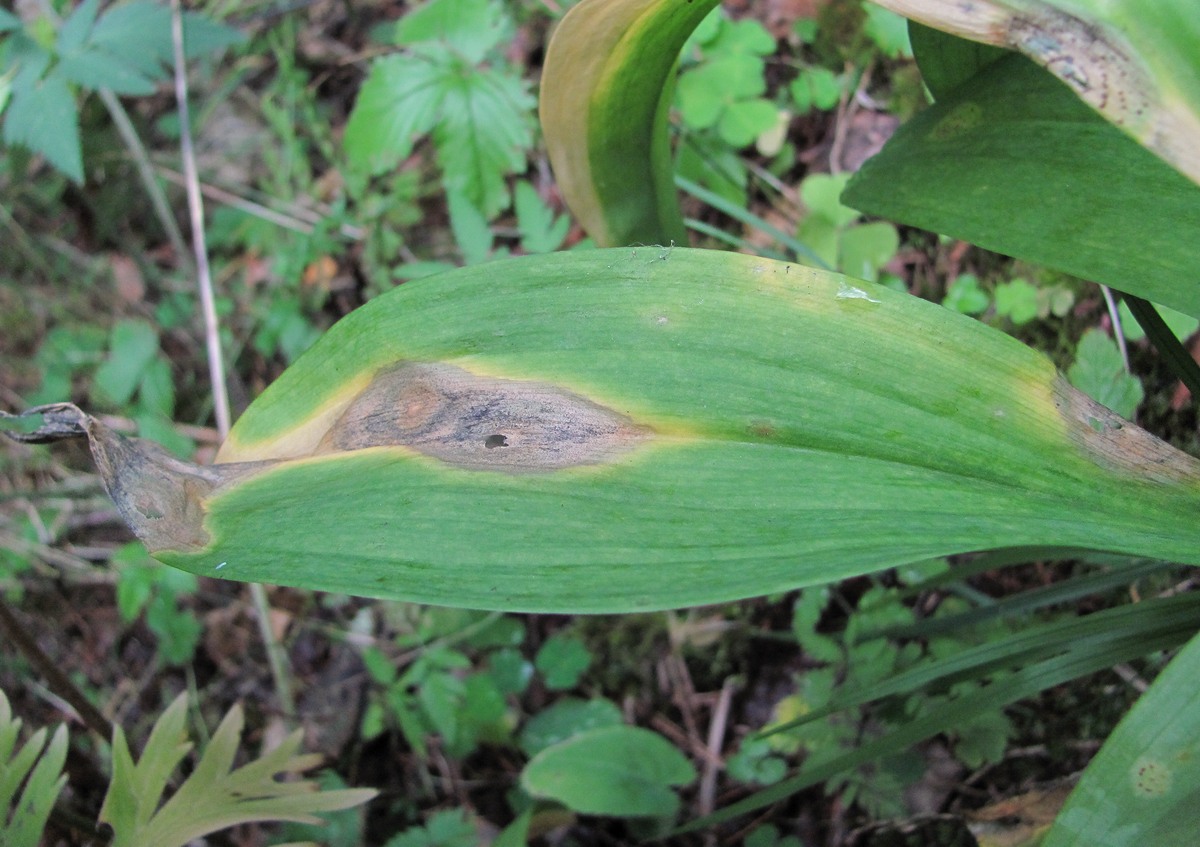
[797,172,900,283]
[676,10,778,150]
[1068,329,1145,421]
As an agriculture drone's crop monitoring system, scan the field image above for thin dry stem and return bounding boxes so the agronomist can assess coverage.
[170,0,294,720]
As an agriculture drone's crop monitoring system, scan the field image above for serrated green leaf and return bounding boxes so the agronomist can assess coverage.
[55,0,101,56]
[717,98,776,148]
[86,1,244,81]
[343,54,445,176]
[522,725,695,817]
[1,67,82,182]
[434,68,534,218]
[394,0,511,64]
[101,695,374,847]
[56,49,157,95]
[447,190,493,264]
[942,274,989,315]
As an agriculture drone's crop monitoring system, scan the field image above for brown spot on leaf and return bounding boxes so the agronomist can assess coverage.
[316,362,653,472]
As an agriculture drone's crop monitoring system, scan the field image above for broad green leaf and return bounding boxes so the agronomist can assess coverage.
[433,67,534,218]
[907,21,1009,99]
[534,633,592,690]
[521,725,695,817]
[541,0,719,245]
[843,55,1200,318]
[1,67,82,182]
[872,0,1200,186]
[1119,301,1199,344]
[1043,629,1200,847]
[13,250,1200,613]
[518,698,624,757]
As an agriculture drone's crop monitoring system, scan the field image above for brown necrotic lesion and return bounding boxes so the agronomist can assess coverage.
[315,362,653,472]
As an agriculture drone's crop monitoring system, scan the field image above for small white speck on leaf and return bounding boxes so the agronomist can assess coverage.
[216,561,227,570]
[836,282,881,304]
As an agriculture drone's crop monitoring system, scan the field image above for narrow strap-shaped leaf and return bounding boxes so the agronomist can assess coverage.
[540,0,718,245]
[677,619,1194,834]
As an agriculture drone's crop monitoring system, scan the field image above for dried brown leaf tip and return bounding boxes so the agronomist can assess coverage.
[315,362,654,472]
[2,404,260,553]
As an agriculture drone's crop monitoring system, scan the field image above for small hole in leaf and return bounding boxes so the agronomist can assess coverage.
[485,434,509,449]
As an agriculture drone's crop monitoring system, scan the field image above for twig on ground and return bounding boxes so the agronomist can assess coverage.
[1100,285,1132,373]
[698,676,737,823]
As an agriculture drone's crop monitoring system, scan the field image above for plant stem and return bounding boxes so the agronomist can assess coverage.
[96,89,190,263]
[170,0,295,720]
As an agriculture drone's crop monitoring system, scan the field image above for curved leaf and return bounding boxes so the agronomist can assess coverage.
[13,250,1198,612]
[540,0,718,245]
[521,725,695,817]
[1043,628,1200,847]
[843,55,1200,318]
[873,0,1200,186]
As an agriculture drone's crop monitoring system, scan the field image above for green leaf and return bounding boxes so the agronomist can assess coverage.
[534,634,592,690]
[393,0,511,64]
[873,0,1200,185]
[0,690,68,847]
[515,181,570,254]
[87,1,244,79]
[55,0,101,56]
[56,48,157,95]
[942,274,989,315]
[1,68,82,182]
[1043,629,1200,846]
[541,0,719,245]
[1119,301,1199,343]
[344,54,445,176]
[717,97,776,148]
[861,2,912,59]
[93,319,159,408]
[844,54,1200,318]
[518,697,624,757]
[993,278,1039,325]
[0,9,21,33]
[521,725,695,817]
[434,67,534,218]
[99,694,375,847]
[790,67,842,113]
[26,248,1191,612]
[1067,329,1144,419]
[447,190,494,265]
[384,808,478,847]
[907,21,1008,100]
